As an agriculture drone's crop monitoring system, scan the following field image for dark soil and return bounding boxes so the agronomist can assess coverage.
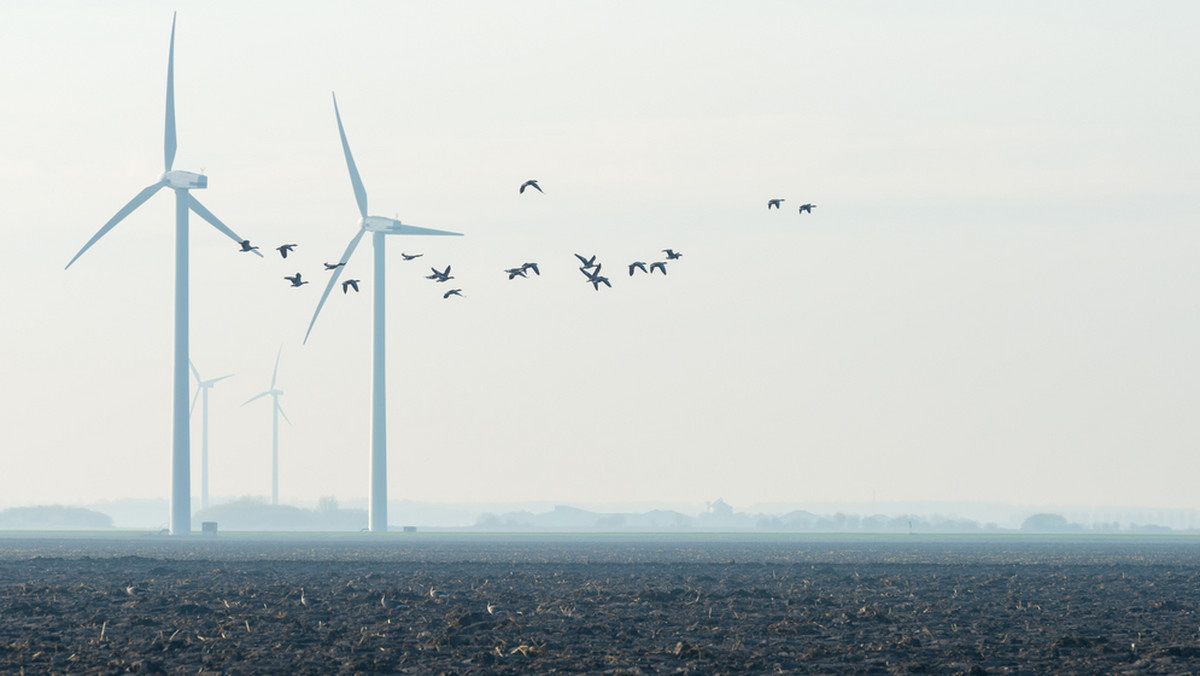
[2,534,1199,674]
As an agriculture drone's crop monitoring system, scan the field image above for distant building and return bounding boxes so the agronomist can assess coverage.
[706,498,733,517]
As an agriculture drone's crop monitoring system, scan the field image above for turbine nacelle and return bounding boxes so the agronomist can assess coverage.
[361,216,400,233]
[360,215,464,236]
[162,170,207,190]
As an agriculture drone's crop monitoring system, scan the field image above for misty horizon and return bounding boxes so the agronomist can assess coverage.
[3,3,1199,516]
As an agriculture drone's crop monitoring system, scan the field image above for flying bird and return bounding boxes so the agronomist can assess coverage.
[649,261,668,275]
[324,262,345,270]
[505,267,528,280]
[628,261,648,276]
[426,265,453,282]
[401,253,423,261]
[519,179,543,194]
[284,273,308,287]
[276,244,297,258]
[521,262,540,276]
[582,265,609,287]
[342,279,360,294]
[798,203,816,214]
[574,253,598,269]
[443,288,463,299]
[662,249,682,260]
[238,239,259,253]
[768,199,785,209]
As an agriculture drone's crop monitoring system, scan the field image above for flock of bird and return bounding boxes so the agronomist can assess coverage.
[239,240,365,293]
[574,249,682,291]
[767,198,817,214]
[229,181,810,300]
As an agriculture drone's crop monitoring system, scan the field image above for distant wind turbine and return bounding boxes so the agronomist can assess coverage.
[64,14,261,536]
[189,361,232,511]
[304,92,463,533]
[242,347,291,506]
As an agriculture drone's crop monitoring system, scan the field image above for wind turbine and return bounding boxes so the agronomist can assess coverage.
[304,92,463,533]
[64,14,261,536]
[242,347,291,506]
[189,360,232,511]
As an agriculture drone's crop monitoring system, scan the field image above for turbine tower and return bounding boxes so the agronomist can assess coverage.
[242,347,291,506]
[304,92,463,533]
[65,14,261,535]
[189,360,232,511]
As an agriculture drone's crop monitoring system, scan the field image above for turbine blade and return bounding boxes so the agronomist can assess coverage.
[332,92,368,218]
[65,181,165,269]
[190,386,200,417]
[241,391,270,406]
[188,194,264,257]
[303,227,366,343]
[276,402,293,427]
[207,374,234,386]
[384,220,464,237]
[189,358,200,382]
[164,12,177,172]
[270,345,282,390]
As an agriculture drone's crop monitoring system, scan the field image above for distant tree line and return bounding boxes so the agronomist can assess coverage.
[0,505,113,529]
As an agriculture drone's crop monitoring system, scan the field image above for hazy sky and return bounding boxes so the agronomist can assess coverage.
[2,1,1199,514]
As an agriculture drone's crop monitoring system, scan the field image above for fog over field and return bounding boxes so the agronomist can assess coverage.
[2,2,1198,518]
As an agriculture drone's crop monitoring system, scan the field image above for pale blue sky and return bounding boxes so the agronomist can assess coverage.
[2,1,1198,512]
